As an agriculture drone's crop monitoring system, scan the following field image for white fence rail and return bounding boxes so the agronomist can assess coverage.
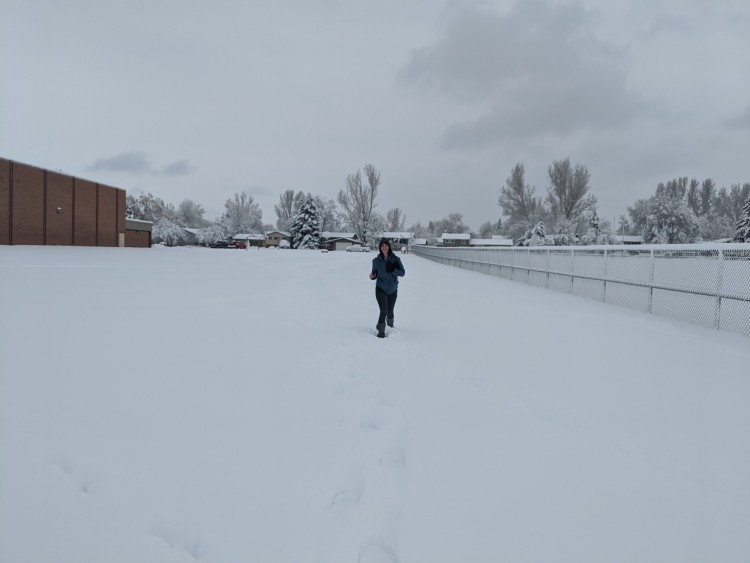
[412,243,750,338]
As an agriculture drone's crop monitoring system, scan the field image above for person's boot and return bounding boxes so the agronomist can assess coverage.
[376,323,386,338]
[386,316,394,328]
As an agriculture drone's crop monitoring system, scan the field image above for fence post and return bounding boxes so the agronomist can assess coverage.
[570,248,575,293]
[603,248,608,303]
[715,249,724,331]
[649,249,655,314]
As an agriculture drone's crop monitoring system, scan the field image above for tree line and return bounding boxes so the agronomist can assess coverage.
[127,159,750,247]
[497,158,750,245]
[128,162,477,248]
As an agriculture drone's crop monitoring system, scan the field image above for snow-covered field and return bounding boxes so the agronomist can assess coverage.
[1,245,749,563]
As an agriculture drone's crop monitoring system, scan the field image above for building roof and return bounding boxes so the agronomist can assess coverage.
[441,233,471,240]
[265,230,290,236]
[233,233,267,240]
[381,232,414,239]
[321,232,356,239]
[125,218,153,231]
[469,238,514,246]
[615,235,644,244]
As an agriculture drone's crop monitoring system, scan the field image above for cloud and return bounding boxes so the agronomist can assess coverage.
[160,160,194,175]
[90,151,153,173]
[400,0,652,149]
[90,152,194,175]
[726,106,750,130]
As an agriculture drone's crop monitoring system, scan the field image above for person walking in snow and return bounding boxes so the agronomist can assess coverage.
[369,238,405,338]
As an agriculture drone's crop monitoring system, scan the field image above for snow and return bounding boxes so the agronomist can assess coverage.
[1,245,749,563]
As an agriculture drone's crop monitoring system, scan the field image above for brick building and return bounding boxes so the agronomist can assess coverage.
[0,158,149,248]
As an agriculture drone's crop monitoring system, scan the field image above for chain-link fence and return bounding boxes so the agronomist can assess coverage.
[412,243,750,338]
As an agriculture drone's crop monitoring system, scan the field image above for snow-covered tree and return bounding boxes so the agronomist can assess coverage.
[499,162,542,242]
[545,158,597,236]
[126,192,176,223]
[275,189,305,231]
[426,213,469,238]
[152,218,185,246]
[337,164,380,245]
[644,190,700,244]
[290,195,320,249]
[477,220,497,239]
[734,196,750,242]
[385,208,406,232]
[177,199,208,228]
[580,210,621,245]
[221,191,263,236]
[314,195,340,233]
[520,221,547,246]
[197,224,227,246]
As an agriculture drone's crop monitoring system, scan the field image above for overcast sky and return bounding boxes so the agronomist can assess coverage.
[2,0,749,230]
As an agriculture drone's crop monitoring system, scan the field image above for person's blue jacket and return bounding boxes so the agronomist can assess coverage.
[371,253,405,294]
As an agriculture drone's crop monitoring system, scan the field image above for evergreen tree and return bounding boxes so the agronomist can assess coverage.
[734,196,750,242]
[580,210,620,245]
[521,221,547,246]
[290,195,320,249]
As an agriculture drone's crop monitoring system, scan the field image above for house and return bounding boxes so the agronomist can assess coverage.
[469,237,513,247]
[181,227,200,246]
[264,230,291,248]
[441,233,471,247]
[320,232,359,251]
[381,231,414,248]
[614,235,644,245]
[233,233,266,248]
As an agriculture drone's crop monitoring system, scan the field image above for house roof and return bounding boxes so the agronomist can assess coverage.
[469,238,513,246]
[321,232,356,239]
[233,233,267,240]
[615,235,644,244]
[324,236,359,243]
[381,232,414,239]
[265,230,290,236]
[441,233,471,240]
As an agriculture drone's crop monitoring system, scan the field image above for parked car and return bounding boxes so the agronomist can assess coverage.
[209,240,232,248]
[346,244,369,252]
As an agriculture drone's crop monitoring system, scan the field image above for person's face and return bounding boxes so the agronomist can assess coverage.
[380,243,388,255]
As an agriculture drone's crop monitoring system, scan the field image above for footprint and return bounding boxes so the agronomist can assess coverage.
[358,540,399,563]
[379,446,406,470]
[360,414,383,432]
[49,454,95,493]
[329,465,366,508]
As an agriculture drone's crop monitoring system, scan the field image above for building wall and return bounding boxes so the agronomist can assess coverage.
[0,158,132,247]
[125,229,151,247]
[0,159,11,245]
[11,162,45,245]
[97,184,118,247]
[46,171,74,245]
[74,178,98,246]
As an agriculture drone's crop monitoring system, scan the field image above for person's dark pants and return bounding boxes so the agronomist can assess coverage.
[375,287,397,325]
